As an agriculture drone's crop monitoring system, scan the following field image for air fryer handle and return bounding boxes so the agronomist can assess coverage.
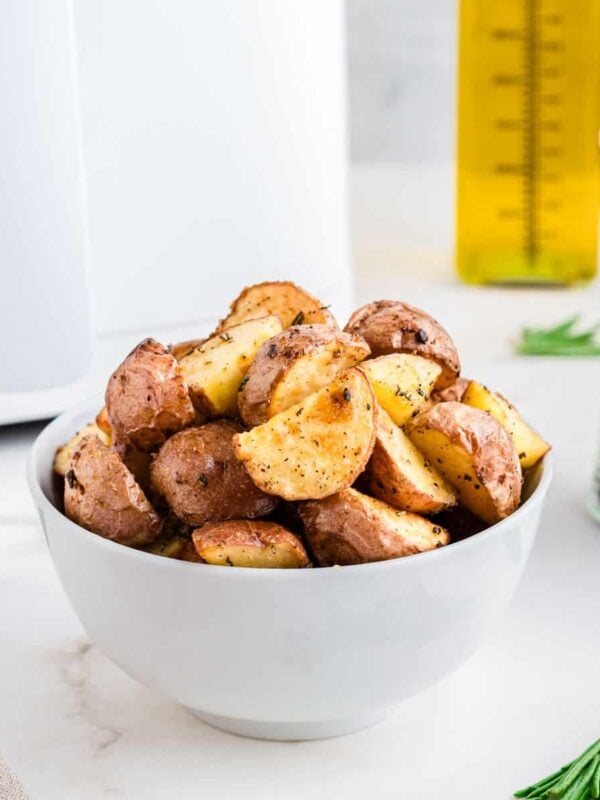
[0,0,92,391]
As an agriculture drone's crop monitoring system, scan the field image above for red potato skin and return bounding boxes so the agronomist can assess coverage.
[150,420,278,526]
[105,338,195,450]
[64,434,163,547]
[299,488,449,566]
[432,377,470,404]
[344,300,460,389]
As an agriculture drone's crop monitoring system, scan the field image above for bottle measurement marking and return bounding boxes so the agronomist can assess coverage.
[456,0,600,283]
[490,0,565,268]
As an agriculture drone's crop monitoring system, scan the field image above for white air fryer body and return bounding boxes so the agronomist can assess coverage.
[0,0,351,424]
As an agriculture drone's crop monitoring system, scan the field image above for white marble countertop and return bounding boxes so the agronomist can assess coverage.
[3,186,600,797]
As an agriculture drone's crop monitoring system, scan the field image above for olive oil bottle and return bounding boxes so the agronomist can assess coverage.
[456,0,600,284]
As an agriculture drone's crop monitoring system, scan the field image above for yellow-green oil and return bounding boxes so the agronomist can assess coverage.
[456,0,600,284]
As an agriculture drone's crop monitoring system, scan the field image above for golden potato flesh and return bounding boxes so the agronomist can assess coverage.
[238,324,370,427]
[359,353,441,425]
[95,406,113,441]
[144,534,201,562]
[367,407,457,514]
[234,367,376,501]
[406,402,522,525]
[169,338,205,361]
[216,280,338,332]
[299,488,450,566]
[462,381,550,469]
[192,520,309,568]
[54,422,110,477]
[151,421,277,526]
[105,338,195,450]
[64,434,163,547]
[345,300,460,388]
[178,315,283,417]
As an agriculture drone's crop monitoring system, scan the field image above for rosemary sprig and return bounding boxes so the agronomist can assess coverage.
[516,316,600,356]
[514,739,600,799]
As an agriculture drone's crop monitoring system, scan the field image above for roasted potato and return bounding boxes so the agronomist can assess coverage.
[169,338,205,361]
[64,434,163,546]
[111,435,153,495]
[406,402,522,524]
[238,324,370,427]
[366,407,457,514]
[345,300,460,388]
[192,520,309,568]
[178,315,282,417]
[462,381,550,469]
[144,533,201,562]
[105,338,195,450]
[234,367,376,501]
[95,406,112,440]
[359,353,440,425]
[54,422,111,477]
[216,280,337,332]
[299,488,450,566]
[151,420,277,526]
[432,377,470,404]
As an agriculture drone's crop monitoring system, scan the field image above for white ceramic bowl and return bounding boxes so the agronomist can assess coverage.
[28,400,552,741]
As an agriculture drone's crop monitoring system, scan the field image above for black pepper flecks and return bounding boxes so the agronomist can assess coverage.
[267,343,278,358]
[291,311,305,326]
[416,328,428,344]
[197,473,209,487]
[343,388,352,401]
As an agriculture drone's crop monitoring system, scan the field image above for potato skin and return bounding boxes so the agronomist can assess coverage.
[192,520,309,568]
[151,420,277,526]
[432,377,470,404]
[344,300,460,389]
[238,324,370,427]
[54,422,110,477]
[299,488,449,566]
[216,281,338,331]
[64,434,163,547]
[106,338,195,450]
[407,402,522,524]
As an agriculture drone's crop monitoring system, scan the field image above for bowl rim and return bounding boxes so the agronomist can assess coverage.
[27,396,553,579]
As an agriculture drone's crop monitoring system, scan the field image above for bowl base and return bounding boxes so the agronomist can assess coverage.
[186,707,390,741]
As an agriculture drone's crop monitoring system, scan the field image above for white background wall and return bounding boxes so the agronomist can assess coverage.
[346,0,457,165]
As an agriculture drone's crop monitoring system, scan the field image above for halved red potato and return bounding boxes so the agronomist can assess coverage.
[64,434,163,547]
[105,338,195,450]
[345,300,460,388]
[192,520,309,568]
[406,402,522,524]
[366,407,457,514]
[151,420,277,526]
[461,381,550,469]
[299,488,450,566]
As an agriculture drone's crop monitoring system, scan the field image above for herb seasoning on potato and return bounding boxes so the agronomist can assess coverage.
[54,280,549,567]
